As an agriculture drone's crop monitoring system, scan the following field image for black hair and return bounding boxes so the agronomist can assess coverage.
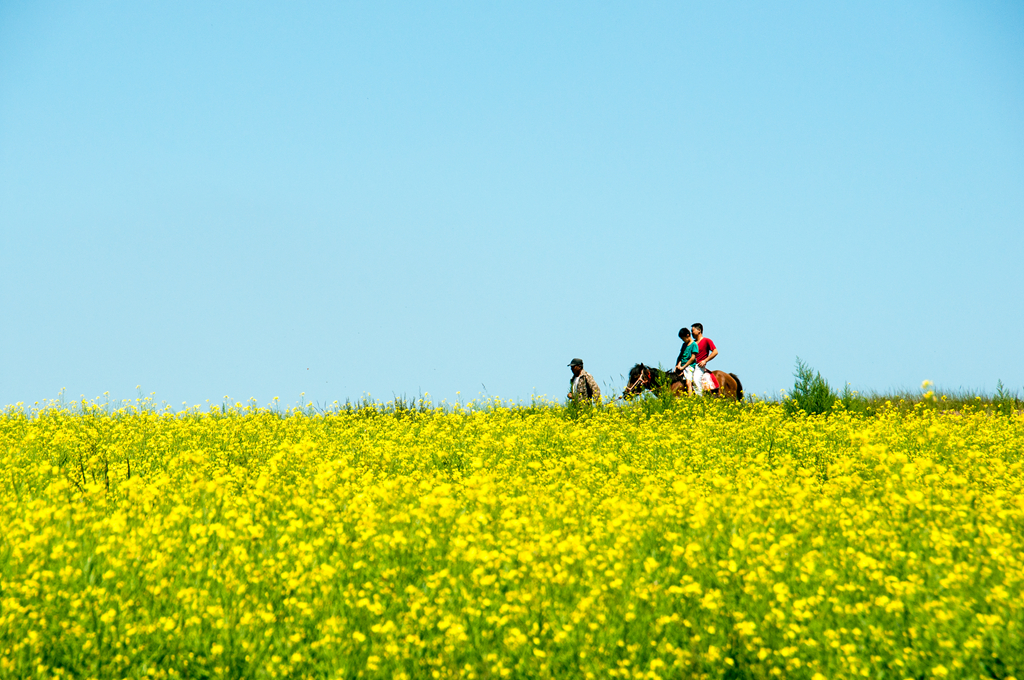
[691,322,703,333]
[678,328,691,339]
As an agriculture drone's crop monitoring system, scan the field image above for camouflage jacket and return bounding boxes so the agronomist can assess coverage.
[569,370,601,402]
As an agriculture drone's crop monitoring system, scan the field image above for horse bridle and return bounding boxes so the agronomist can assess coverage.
[624,366,652,394]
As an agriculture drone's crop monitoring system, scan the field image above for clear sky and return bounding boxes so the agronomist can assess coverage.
[2,1,1022,409]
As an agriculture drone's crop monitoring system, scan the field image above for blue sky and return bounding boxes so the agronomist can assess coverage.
[2,1,1022,408]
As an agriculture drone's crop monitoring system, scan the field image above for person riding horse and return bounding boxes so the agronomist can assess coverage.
[623,362,743,401]
[623,323,742,400]
[675,327,699,394]
[689,323,718,396]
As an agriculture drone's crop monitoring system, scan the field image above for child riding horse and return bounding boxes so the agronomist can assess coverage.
[623,363,744,401]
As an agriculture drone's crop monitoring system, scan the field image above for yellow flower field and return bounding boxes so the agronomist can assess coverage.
[1,398,1021,679]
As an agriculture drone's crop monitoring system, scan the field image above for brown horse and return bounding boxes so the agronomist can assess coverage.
[623,363,744,401]
[622,364,684,397]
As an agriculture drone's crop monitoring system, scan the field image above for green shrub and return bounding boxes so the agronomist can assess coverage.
[994,380,1020,417]
[837,382,871,416]
[784,357,836,416]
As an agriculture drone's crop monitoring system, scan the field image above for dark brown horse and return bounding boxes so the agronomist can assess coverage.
[623,363,744,401]
[622,364,684,397]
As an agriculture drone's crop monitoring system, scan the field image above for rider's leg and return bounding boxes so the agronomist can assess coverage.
[692,365,705,396]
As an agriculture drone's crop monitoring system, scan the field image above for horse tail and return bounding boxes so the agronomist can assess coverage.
[730,373,744,402]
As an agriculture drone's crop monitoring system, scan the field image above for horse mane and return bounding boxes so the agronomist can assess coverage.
[628,363,669,381]
[628,362,658,372]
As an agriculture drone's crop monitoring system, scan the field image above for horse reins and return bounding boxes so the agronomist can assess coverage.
[625,367,652,394]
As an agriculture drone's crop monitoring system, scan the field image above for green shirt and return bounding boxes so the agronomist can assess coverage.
[677,341,698,368]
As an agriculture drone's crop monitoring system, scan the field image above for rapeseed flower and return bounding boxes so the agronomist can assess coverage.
[0,397,1020,678]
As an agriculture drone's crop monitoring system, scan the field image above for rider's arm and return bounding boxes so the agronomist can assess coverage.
[700,348,718,367]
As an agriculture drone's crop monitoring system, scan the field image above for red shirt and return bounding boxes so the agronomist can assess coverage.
[694,337,716,363]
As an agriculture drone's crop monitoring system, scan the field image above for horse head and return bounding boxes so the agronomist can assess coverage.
[623,363,651,397]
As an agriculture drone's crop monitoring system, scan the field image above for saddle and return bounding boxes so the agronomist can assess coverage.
[702,371,719,391]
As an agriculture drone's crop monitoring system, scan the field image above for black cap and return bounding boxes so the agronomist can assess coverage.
[568,358,584,367]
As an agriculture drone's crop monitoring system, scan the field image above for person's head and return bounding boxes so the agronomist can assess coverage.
[678,327,691,341]
[568,358,584,376]
[691,323,703,339]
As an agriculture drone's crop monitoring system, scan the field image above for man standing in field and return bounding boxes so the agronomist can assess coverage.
[690,323,718,396]
[567,358,601,403]
[674,327,699,394]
